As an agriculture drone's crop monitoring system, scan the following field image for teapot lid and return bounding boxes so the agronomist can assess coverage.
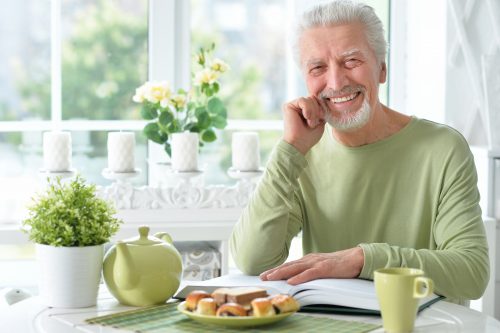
[124,226,163,246]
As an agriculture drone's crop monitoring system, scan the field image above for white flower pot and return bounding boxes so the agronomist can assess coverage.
[36,244,104,308]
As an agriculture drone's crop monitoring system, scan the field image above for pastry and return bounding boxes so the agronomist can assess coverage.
[225,287,268,305]
[211,287,231,306]
[196,297,217,316]
[185,290,211,311]
[270,294,300,313]
[251,297,276,317]
[216,302,248,317]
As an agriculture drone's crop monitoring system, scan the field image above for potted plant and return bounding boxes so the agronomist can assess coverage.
[22,175,122,308]
[133,43,230,157]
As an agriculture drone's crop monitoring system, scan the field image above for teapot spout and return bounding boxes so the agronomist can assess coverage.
[113,241,139,290]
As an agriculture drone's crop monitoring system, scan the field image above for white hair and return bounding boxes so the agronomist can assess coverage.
[293,0,388,64]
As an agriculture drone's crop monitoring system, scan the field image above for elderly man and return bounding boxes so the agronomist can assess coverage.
[229,0,489,305]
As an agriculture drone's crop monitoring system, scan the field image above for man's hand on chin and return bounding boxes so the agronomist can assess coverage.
[259,247,365,285]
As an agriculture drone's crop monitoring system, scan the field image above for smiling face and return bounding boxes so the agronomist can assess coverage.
[299,22,386,131]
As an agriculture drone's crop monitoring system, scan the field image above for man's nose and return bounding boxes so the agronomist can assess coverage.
[326,67,349,92]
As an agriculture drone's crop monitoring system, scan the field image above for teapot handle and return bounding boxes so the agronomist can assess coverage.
[154,232,173,244]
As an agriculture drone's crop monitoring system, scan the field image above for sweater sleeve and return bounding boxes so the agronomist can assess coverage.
[359,146,489,303]
[230,140,307,275]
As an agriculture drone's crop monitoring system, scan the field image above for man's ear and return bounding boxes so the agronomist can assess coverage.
[379,62,387,84]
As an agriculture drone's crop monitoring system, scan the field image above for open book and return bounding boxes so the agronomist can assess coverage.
[175,273,443,315]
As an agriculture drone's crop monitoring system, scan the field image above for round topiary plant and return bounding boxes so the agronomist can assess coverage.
[22,175,122,247]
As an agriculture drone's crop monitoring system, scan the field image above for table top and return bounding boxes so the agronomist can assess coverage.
[1,287,500,333]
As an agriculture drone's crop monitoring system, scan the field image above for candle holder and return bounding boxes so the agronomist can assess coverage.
[227,167,263,205]
[227,167,264,181]
[39,168,77,181]
[169,169,204,180]
[102,168,141,184]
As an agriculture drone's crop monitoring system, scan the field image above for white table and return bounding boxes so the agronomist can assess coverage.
[1,286,500,333]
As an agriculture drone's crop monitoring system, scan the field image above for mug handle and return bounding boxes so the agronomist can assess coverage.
[413,277,434,298]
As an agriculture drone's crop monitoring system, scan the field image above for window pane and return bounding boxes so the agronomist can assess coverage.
[191,0,287,120]
[0,129,147,223]
[0,1,51,121]
[61,0,148,120]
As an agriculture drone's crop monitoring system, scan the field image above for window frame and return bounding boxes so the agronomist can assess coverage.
[0,0,396,184]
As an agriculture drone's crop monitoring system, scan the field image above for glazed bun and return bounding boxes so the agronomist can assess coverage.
[251,298,276,317]
[270,294,300,313]
[185,290,211,311]
[196,297,217,316]
[216,302,248,317]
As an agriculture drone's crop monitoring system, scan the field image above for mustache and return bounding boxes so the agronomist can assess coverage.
[318,85,365,99]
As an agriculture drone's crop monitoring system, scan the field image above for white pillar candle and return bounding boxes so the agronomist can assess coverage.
[232,132,260,171]
[43,131,72,172]
[171,132,199,171]
[107,132,135,172]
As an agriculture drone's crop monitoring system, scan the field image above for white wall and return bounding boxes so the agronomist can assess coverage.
[390,0,447,121]
[390,0,499,318]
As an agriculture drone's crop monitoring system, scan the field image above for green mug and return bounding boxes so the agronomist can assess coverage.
[374,267,434,333]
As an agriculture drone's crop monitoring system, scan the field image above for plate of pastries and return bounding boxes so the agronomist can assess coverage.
[178,286,300,327]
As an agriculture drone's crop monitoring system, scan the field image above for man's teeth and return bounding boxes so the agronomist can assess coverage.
[332,92,358,103]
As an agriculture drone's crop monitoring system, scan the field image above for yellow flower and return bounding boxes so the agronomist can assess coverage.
[132,83,147,103]
[211,58,230,73]
[194,69,219,86]
[142,81,172,105]
[171,94,187,109]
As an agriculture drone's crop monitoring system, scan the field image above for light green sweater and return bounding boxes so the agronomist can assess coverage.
[230,117,489,304]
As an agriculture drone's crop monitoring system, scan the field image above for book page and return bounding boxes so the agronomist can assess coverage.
[176,274,441,312]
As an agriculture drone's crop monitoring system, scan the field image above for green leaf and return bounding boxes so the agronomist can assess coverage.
[21,175,122,247]
[201,129,216,142]
[194,106,207,118]
[164,142,171,157]
[211,115,227,129]
[158,110,174,126]
[167,119,180,133]
[205,87,214,97]
[212,82,219,93]
[196,111,211,129]
[185,123,200,133]
[143,122,164,144]
[201,83,209,95]
[141,104,158,120]
[185,123,201,133]
[207,97,225,116]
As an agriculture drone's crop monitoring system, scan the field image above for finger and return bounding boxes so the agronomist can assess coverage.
[286,267,324,285]
[265,262,310,281]
[260,263,296,280]
[314,96,328,120]
[297,97,322,128]
[260,260,298,280]
[309,99,326,128]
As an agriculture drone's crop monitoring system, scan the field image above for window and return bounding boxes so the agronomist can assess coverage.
[0,0,149,223]
[0,0,391,291]
[0,0,390,222]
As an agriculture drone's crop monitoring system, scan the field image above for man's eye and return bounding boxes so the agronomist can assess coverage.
[345,59,361,68]
[309,66,323,74]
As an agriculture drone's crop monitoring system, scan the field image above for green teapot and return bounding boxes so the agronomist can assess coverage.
[102,226,183,306]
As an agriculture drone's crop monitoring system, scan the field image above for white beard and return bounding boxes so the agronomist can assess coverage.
[323,96,371,131]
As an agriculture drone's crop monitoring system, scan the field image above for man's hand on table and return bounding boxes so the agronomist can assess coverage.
[259,247,365,285]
